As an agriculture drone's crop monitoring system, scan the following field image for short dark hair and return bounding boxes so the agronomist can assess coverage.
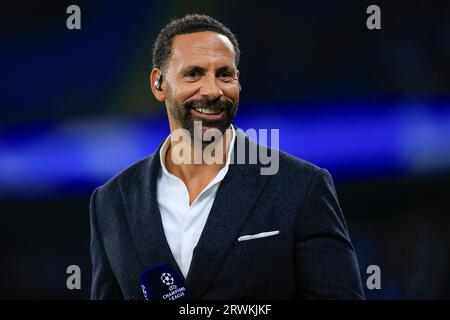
[152,14,240,72]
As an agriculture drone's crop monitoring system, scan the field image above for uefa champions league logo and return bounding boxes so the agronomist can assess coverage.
[161,272,174,286]
[141,265,187,300]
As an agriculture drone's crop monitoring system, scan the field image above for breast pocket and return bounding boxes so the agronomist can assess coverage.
[237,230,283,254]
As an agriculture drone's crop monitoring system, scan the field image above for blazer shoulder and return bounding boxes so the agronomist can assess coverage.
[277,148,327,179]
[235,126,326,180]
[241,130,325,179]
[93,153,155,202]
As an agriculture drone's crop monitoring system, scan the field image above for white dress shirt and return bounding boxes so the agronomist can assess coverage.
[156,126,236,278]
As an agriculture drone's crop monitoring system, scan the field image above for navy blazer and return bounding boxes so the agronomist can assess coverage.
[90,127,364,300]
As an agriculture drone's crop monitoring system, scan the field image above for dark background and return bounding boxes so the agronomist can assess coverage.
[1,0,449,299]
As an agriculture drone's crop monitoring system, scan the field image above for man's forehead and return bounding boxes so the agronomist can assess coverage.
[170,31,235,65]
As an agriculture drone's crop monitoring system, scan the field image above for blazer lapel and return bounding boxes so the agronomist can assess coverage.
[124,146,184,280]
[186,130,271,299]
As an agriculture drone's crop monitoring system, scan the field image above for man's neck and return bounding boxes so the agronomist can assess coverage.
[164,127,233,183]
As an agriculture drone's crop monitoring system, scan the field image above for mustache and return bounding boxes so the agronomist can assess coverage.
[184,98,233,111]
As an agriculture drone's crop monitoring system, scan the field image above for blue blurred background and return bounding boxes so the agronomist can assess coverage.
[1,0,449,299]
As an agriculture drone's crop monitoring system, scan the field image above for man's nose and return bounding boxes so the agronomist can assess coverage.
[199,74,223,99]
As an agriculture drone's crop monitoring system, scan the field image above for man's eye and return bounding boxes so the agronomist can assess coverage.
[218,72,234,81]
[185,72,201,80]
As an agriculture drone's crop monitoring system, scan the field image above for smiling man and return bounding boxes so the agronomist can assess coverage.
[90,14,364,300]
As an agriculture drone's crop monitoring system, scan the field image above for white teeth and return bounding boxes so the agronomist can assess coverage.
[194,107,222,115]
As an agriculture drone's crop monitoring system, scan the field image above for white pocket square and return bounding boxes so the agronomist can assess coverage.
[238,230,280,242]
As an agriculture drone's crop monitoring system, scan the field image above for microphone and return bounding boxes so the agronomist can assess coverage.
[140,264,189,300]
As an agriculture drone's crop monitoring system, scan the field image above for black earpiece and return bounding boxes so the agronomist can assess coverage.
[154,74,162,91]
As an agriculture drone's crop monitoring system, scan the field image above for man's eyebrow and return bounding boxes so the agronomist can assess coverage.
[216,66,236,73]
[180,66,206,74]
[180,65,236,75]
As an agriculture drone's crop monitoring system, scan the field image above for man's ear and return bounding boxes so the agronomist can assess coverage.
[236,69,242,91]
[150,68,166,102]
